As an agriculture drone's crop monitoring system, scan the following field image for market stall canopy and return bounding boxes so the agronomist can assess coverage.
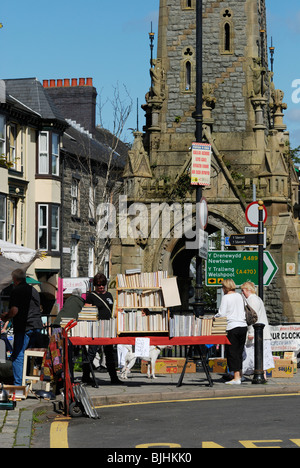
[0,241,40,292]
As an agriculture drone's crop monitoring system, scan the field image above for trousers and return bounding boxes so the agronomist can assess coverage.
[82,345,118,382]
[12,329,41,386]
[226,327,247,373]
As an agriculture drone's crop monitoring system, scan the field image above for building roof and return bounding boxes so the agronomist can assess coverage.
[62,122,125,169]
[4,78,66,124]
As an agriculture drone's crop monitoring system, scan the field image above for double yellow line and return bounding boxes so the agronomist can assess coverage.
[50,393,300,448]
[50,417,71,449]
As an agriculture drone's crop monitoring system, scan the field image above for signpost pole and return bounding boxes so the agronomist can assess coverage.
[258,200,265,301]
[254,200,266,384]
[193,0,204,318]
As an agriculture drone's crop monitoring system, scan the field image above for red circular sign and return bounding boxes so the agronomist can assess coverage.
[245,201,267,227]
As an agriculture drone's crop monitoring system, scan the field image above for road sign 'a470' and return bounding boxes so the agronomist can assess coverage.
[205,251,278,287]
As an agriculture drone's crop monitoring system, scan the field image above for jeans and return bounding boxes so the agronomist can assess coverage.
[1,334,13,354]
[12,329,41,386]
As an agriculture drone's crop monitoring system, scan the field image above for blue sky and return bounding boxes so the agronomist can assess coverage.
[1,0,299,148]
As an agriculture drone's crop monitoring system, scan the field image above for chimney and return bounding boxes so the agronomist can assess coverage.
[43,77,97,135]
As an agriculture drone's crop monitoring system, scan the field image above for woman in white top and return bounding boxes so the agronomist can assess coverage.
[215,279,247,385]
[241,282,275,379]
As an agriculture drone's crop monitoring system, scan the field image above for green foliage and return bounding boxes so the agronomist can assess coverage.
[157,172,192,203]
[0,154,14,169]
[289,145,300,165]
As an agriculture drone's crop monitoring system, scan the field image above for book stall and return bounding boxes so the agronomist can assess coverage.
[67,270,230,388]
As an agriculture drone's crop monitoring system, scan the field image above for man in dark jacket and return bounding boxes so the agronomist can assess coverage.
[0,269,43,386]
[82,273,122,385]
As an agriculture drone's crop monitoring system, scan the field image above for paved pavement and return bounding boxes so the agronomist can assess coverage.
[1,362,300,448]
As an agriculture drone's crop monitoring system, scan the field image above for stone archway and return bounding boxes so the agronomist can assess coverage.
[149,211,243,309]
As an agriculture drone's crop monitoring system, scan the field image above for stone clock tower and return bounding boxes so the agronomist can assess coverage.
[112,0,300,322]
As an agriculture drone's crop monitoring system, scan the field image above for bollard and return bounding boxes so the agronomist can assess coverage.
[252,323,266,384]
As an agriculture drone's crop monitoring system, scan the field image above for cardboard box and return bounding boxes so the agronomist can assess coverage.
[208,358,227,374]
[272,359,295,378]
[141,358,196,375]
[284,352,298,374]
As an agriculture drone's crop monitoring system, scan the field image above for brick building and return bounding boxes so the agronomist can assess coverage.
[43,78,127,280]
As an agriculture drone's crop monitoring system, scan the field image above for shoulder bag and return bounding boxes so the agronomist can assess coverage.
[242,295,258,326]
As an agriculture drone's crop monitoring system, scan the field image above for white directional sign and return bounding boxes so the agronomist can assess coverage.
[263,251,278,286]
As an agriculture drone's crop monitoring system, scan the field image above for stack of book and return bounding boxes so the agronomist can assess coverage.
[201,317,213,336]
[211,317,227,335]
[117,271,168,289]
[118,290,164,308]
[169,313,202,337]
[118,310,168,333]
[60,318,74,329]
[78,306,98,321]
[169,314,228,337]
[70,318,117,338]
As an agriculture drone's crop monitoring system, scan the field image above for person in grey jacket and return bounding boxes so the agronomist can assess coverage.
[241,282,275,379]
[53,289,85,327]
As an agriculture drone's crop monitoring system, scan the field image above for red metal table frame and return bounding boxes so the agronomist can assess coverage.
[69,336,230,346]
[69,335,230,389]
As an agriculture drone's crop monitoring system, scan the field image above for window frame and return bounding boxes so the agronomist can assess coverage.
[51,133,60,176]
[7,198,16,244]
[38,131,60,176]
[38,132,49,175]
[38,204,49,251]
[37,203,60,253]
[8,124,17,170]
[0,194,6,241]
[51,205,60,251]
[88,245,95,278]
[0,115,6,157]
[71,177,80,217]
[70,238,79,278]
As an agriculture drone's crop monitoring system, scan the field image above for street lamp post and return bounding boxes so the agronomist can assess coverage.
[192,0,205,318]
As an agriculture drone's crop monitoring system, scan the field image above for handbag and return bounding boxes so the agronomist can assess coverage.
[242,295,258,326]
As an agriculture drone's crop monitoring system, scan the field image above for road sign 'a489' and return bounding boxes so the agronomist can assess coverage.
[205,251,278,287]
